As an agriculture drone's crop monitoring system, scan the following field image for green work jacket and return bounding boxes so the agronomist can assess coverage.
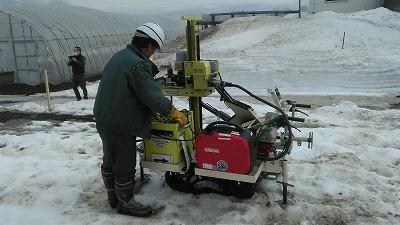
[93,44,172,138]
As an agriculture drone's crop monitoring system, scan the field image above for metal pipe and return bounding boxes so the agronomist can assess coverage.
[342,32,346,49]
[8,14,18,82]
[196,33,200,61]
[282,160,288,205]
[21,22,30,77]
[299,0,302,18]
[186,20,195,61]
[189,97,202,136]
[140,163,144,181]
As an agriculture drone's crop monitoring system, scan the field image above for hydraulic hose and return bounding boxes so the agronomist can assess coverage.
[210,81,293,161]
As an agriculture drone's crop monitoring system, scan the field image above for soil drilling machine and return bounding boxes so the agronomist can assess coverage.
[139,16,313,206]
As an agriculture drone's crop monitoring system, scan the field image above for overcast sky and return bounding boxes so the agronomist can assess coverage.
[66,0,301,12]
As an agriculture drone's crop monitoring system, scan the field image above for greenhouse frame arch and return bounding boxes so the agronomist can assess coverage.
[0,6,184,86]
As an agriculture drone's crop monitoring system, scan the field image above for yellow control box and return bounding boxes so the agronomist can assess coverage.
[184,61,211,90]
[144,111,194,165]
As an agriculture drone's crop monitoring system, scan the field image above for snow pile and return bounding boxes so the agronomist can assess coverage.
[287,101,400,224]
[0,82,100,115]
[0,100,95,115]
[198,8,400,95]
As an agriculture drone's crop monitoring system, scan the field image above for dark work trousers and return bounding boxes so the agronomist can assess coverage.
[96,124,137,190]
[72,73,88,100]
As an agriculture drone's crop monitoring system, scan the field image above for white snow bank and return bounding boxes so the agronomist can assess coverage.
[198,8,400,95]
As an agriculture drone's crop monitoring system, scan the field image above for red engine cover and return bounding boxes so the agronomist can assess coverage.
[196,132,252,174]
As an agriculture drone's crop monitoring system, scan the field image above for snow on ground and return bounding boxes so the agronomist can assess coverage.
[0,8,400,225]
[160,7,400,96]
[1,101,399,224]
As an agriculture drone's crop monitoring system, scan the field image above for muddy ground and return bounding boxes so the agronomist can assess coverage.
[0,94,398,127]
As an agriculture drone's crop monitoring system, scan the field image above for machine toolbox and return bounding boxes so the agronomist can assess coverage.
[196,121,257,175]
[144,111,194,165]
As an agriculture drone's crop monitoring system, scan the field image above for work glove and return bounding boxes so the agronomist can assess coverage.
[168,106,188,126]
[152,113,163,122]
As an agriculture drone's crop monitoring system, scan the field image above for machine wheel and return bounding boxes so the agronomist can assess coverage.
[164,163,259,199]
[229,180,257,199]
[165,163,196,193]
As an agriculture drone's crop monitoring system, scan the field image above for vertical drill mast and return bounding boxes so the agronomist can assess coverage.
[182,16,202,135]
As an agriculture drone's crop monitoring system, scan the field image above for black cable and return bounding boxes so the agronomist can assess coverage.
[221,82,293,161]
[188,124,196,136]
[291,125,301,132]
[151,133,195,142]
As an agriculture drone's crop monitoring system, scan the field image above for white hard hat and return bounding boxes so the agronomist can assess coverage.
[135,22,165,51]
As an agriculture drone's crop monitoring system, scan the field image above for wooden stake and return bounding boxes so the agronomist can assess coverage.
[44,69,52,111]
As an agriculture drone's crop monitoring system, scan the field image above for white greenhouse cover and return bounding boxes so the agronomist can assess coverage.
[0,6,185,85]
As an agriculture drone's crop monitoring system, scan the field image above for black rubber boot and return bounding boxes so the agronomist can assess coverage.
[101,171,118,209]
[115,180,152,217]
[82,86,88,100]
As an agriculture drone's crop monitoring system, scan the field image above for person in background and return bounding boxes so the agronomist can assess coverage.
[67,47,87,101]
[93,22,187,217]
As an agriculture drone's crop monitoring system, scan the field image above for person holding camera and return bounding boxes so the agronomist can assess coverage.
[67,47,87,101]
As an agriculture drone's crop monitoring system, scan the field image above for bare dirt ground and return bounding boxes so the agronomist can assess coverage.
[0,111,94,123]
[0,94,398,127]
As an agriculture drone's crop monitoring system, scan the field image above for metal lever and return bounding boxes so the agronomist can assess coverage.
[180,122,192,129]
[276,160,294,208]
[291,132,313,148]
[279,132,313,149]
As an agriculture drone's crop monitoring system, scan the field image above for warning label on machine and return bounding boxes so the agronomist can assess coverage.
[164,89,180,95]
[151,139,170,148]
[202,163,214,170]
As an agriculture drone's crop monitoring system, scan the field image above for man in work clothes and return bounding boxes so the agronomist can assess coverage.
[67,47,88,101]
[93,22,187,217]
